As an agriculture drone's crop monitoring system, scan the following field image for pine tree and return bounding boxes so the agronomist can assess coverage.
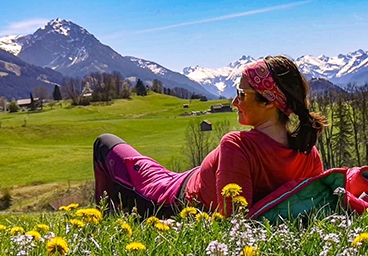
[30,93,36,111]
[332,97,354,167]
[53,85,62,101]
[152,79,163,93]
[135,79,147,96]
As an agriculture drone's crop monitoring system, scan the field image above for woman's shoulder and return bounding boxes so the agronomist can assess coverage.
[220,130,258,143]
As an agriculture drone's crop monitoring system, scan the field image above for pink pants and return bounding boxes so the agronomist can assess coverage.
[94,134,196,218]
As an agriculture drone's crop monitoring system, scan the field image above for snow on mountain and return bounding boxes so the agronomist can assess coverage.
[0,35,22,56]
[295,49,368,84]
[128,57,168,76]
[183,50,368,98]
[183,55,261,98]
[14,18,99,72]
[43,18,72,37]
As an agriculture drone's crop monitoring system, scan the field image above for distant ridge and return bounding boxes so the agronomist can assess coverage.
[310,78,347,96]
[0,48,63,99]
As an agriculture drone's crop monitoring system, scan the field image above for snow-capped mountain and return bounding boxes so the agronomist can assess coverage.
[296,50,368,85]
[0,18,216,100]
[183,55,261,98]
[183,50,368,98]
[0,35,22,56]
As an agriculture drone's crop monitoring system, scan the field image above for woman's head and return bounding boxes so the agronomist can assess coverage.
[233,75,275,127]
[237,55,328,154]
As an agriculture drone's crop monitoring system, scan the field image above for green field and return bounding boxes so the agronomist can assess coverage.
[0,93,243,187]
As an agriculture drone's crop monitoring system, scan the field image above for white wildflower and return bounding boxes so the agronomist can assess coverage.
[206,240,228,256]
[333,187,346,196]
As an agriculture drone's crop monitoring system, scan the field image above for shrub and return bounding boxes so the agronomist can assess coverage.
[8,100,19,113]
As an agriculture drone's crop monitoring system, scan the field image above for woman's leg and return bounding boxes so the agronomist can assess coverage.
[93,133,195,218]
[93,133,141,204]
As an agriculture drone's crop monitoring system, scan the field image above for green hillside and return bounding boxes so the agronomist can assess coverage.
[0,93,242,187]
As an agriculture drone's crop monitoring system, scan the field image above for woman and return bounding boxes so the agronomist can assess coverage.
[93,55,327,218]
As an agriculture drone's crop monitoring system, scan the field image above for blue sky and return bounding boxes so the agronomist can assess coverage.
[1,0,368,72]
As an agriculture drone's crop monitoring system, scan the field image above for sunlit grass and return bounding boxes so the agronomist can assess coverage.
[0,197,367,255]
[0,94,240,186]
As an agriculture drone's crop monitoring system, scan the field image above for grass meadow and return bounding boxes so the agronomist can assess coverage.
[1,93,368,255]
[0,93,239,186]
[0,195,368,255]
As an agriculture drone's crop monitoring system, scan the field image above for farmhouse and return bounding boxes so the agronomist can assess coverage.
[16,98,41,109]
[200,120,212,131]
[210,103,233,113]
[81,82,93,98]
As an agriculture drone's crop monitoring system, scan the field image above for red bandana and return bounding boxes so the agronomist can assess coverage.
[242,60,293,116]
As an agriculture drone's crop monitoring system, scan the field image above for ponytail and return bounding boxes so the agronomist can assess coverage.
[288,107,327,154]
[264,55,329,155]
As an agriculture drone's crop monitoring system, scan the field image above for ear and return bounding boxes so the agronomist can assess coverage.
[263,101,276,110]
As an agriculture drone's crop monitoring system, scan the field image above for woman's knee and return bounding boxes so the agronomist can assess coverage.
[94,134,126,163]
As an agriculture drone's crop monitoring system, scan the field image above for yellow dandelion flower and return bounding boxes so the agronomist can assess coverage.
[233,196,248,207]
[76,208,103,224]
[352,233,368,247]
[0,224,6,231]
[195,212,210,222]
[241,246,259,256]
[34,224,50,232]
[70,219,85,228]
[146,216,160,225]
[126,242,146,251]
[66,203,79,210]
[58,206,70,211]
[180,207,197,218]
[116,218,124,223]
[121,223,133,237]
[211,213,225,223]
[132,207,138,213]
[47,237,69,256]
[221,183,242,197]
[26,230,41,241]
[10,227,24,235]
[155,222,170,231]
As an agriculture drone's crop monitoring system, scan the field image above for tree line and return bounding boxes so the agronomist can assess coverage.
[310,83,368,169]
[0,71,209,111]
[62,72,207,105]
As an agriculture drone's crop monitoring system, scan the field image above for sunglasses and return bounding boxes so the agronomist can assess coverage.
[236,84,248,101]
[236,84,257,101]
[237,89,245,101]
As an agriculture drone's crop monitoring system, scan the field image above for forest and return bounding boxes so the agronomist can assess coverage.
[310,84,368,169]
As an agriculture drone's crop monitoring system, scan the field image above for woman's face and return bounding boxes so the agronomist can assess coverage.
[232,76,267,127]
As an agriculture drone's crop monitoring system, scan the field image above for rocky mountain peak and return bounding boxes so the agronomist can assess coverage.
[15,18,103,71]
[41,18,72,37]
[36,18,93,41]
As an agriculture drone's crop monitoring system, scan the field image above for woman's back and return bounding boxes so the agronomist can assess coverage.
[185,129,323,214]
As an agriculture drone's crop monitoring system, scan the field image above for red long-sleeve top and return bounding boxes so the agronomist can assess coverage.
[185,129,323,216]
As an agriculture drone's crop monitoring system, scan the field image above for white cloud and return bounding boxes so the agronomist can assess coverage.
[0,18,49,37]
[353,13,367,21]
[103,1,312,40]
[134,1,312,34]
